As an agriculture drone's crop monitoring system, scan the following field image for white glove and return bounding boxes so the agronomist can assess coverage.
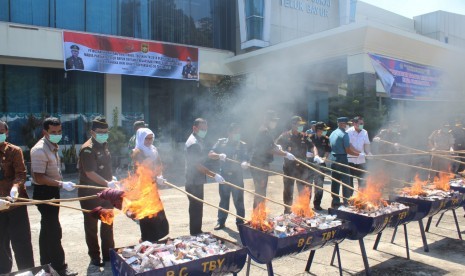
[218,153,227,161]
[10,186,18,201]
[359,152,366,157]
[112,176,118,181]
[214,174,225,183]
[107,180,120,189]
[276,145,283,151]
[241,161,249,169]
[0,199,10,211]
[394,143,400,150]
[314,156,324,164]
[156,175,166,186]
[61,181,76,191]
[373,137,381,142]
[450,147,454,153]
[306,152,314,158]
[285,152,296,161]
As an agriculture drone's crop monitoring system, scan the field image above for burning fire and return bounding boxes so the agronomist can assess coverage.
[433,172,452,191]
[349,176,387,211]
[250,202,273,231]
[403,174,428,196]
[291,187,314,218]
[120,163,165,220]
[99,209,115,225]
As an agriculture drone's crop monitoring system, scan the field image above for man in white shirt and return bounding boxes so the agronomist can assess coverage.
[347,116,372,188]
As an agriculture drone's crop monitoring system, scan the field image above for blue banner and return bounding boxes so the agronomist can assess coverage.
[369,53,443,100]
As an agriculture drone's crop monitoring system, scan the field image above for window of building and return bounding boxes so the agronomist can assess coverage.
[10,0,49,27]
[245,0,264,40]
[0,65,104,146]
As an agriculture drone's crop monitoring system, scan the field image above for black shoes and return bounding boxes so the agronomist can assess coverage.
[90,258,105,267]
[314,205,323,211]
[214,223,225,230]
[57,268,78,276]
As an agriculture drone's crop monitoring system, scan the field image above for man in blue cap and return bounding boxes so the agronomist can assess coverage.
[329,117,360,207]
[306,121,317,135]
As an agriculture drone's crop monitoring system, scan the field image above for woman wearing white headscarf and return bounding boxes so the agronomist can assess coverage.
[131,128,169,242]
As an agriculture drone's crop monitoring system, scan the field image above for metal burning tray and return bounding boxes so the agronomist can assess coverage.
[392,195,447,221]
[237,222,349,265]
[329,208,406,240]
[109,234,247,276]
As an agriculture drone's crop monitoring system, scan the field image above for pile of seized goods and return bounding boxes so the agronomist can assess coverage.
[115,233,241,273]
[250,212,344,238]
[399,173,459,200]
[450,178,465,192]
[338,201,409,217]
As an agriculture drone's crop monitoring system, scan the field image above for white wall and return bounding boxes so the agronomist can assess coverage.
[414,11,465,48]
[356,1,415,33]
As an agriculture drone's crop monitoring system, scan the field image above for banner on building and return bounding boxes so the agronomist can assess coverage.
[63,31,199,81]
[369,53,442,100]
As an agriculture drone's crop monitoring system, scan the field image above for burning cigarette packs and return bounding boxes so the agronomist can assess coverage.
[253,213,344,238]
[450,179,465,188]
[399,189,456,201]
[338,202,409,217]
[115,233,241,273]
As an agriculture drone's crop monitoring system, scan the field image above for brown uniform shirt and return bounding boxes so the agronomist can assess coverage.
[78,137,112,185]
[0,142,28,203]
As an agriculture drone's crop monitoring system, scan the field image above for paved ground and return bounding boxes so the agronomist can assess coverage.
[10,161,465,276]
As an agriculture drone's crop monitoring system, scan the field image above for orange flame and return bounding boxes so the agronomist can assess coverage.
[250,202,273,231]
[99,209,115,225]
[349,176,387,211]
[433,172,452,191]
[291,187,314,218]
[403,174,428,196]
[120,163,165,220]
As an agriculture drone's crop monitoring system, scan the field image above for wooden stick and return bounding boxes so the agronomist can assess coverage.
[379,139,465,165]
[218,179,292,209]
[377,158,455,176]
[75,184,107,190]
[327,159,412,186]
[163,181,248,222]
[295,159,360,194]
[6,197,91,213]
[227,158,350,201]
[310,160,366,181]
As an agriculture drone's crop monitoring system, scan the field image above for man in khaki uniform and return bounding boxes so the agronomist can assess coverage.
[428,123,454,180]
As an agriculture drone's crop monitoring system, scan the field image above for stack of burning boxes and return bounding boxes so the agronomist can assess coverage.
[250,212,343,238]
[115,234,241,273]
[338,201,409,216]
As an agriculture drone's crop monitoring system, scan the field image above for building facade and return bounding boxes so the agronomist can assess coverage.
[1,0,465,151]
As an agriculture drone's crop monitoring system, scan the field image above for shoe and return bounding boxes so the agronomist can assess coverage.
[314,205,323,211]
[90,258,104,267]
[214,223,225,230]
[57,268,78,276]
[331,202,341,209]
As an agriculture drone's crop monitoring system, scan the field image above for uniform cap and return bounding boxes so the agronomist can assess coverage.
[187,57,191,61]
[310,121,317,125]
[291,116,306,125]
[92,116,108,130]
[315,122,330,130]
[337,117,349,123]
[70,45,80,51]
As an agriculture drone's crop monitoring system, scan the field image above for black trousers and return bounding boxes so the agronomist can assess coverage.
[250,163,269,208]
[33,185,66,271]
[349,163,366,189]
[139,210,169,242]
[78,189,114,262]
[0,206,34,273]
[283,165,311,213]
[186,184,204,235]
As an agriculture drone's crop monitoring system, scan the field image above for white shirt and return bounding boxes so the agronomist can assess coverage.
[347,126,370,164]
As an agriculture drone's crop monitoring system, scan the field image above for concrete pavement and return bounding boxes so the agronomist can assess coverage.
[10,165,465,276]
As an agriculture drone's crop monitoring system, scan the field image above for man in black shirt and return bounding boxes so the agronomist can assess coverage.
[250,110,295,208]
[276,116,316,213]
[308,122,331,210]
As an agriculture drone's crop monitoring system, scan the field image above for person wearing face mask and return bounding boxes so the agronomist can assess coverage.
[249,110,296,208]
[0,120,34,274]
[308,122,331,210]
[276,116,316,213]
[131,128,169,242]
[329,117,360,208]
[428,122,454,180]
[78,116,117,267]
[185,118,226,235]
[30,117,77,276]
[372,121,402,154]
[208,123,247,230]
[347,116,372,189]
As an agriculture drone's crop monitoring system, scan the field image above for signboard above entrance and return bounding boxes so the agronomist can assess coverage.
[369,53,443,101]
[280,0,331,17]
[63,31,199,81]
